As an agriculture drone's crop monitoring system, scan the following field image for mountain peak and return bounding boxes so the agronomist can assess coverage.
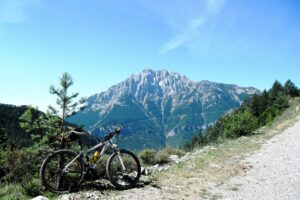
[142,68,155,74]
[134,69,192,84]
[69,69,259,150]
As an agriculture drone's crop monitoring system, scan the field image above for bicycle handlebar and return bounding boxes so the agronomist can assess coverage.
[102,127,121,142]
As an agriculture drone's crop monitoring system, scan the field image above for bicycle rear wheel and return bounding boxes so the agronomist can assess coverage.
[40,150,85,193]
[106,149,141,190]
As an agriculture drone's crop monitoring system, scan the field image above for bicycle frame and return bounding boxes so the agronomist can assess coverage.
[63,139,126,173]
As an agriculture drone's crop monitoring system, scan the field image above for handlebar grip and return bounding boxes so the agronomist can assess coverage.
[115,127,121,134]
[102,128,121,142]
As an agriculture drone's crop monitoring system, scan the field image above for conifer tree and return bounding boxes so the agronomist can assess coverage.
[284,79,300,97]
[268,80,285,105]
[20,73,86,148]
[49,72,86,133]
[270,80,284,94]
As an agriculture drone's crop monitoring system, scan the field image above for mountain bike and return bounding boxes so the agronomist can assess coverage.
[40,128,141,194]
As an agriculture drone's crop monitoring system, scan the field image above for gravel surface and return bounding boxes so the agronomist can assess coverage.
[211,118,300,200]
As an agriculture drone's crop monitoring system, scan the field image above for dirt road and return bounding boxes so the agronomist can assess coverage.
[210,118,300,200]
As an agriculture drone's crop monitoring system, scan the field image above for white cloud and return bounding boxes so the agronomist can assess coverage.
[0,0,40,23]
[204,0,226,15]
[159,17,207,54]
[158,0,226,54]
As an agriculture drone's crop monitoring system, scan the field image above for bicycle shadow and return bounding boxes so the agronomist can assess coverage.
[77,178,114,191]
[74,178,147,193]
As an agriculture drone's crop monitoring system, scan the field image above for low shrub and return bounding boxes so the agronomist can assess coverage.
[0,184,28,200]
[162,147,185,157]
[139,149,156,165]
[1,149,39,183]
[154,150,170,165]
[20,178,40,198]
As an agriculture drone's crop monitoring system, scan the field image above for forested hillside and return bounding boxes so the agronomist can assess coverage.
[0,104,32,148]
[185,80,300,149]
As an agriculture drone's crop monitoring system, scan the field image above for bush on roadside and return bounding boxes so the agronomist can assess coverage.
[1,149,39,183]
[162,147,185,157]
[20,178,40,198]
[139,149,156,165]
[0,184,28,200]
[154,150,170,165]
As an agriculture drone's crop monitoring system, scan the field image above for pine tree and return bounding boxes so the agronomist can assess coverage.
[270,80,284,94]
[284,79,300,97]
[268,80,285,105]
[250,93,261,117]
[20,107,60,147]
[20,73,86,149]
[49,72,86,134]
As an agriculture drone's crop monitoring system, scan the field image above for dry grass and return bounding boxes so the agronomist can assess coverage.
[155,98,300,199]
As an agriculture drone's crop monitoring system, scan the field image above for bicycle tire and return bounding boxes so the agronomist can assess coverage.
[40,149,85,194]
[106,149,141,190]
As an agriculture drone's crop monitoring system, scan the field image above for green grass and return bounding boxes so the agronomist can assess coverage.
[0,183,58,200]
[0,184,28,200]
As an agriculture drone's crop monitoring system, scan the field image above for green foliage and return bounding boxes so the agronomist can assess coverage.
[19,107,60,148]
[19,72,86,150]
[222,109,259,138]
[0,72,86,195]
[184,133,208,150]
[155,147,185,164]
[154,150,170,165]
[205,121,224,143]
[260,106,279,124]
[284,79,300,97]
[162,147,185,157]
[272,92,289,111]
[185,80,299,150]
[0,104,32,148]
[139,149,156,165]
[0,149,40,183]
[20,178,40,198]
[139,147,185,165]
[270,80,285,95]
[0,128,8,150]
[49,72,86,133]
[94,154,110,178]
[0,184,28,200]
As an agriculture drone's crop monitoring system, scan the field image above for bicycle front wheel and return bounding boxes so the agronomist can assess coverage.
[40,149,85,194]
[106,149,141,190]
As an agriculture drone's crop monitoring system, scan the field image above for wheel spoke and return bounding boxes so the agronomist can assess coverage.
[107,150,141,189]
[41,150,84,193]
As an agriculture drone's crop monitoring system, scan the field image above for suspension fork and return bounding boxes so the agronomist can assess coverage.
[117,151,126,171]
[110,140,126,171]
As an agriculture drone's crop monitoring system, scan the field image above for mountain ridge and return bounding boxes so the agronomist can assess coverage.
[68,69,258,150]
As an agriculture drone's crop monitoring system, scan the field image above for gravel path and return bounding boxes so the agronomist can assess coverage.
[211,118,300,200]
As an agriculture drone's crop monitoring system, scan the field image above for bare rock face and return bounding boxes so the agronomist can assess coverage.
[68,69,258,150]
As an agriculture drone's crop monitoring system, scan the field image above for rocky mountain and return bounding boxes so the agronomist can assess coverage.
[68,69,258,151]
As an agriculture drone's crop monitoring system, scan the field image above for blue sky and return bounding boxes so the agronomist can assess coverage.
[0,0,299,112]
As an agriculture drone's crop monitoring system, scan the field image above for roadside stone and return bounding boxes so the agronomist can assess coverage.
[31,196,49,200]
[169,154,179,162]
